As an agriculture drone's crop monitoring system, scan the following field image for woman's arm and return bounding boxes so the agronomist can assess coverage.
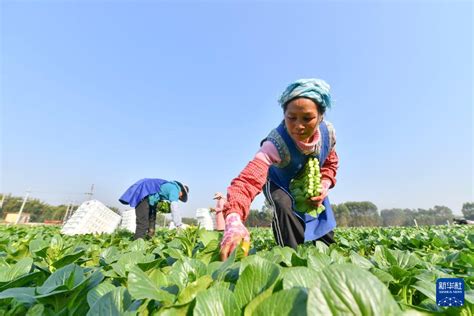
[223,158,270,221]
[321,150,339,188]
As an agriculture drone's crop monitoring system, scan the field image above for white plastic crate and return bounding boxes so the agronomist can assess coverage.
[61,200,121,235]
[196,208,214,230]
[120,209,136,233]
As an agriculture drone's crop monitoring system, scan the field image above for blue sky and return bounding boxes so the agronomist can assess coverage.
[1,1,472,218]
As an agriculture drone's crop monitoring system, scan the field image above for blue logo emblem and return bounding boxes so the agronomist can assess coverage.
[436,278,464,307]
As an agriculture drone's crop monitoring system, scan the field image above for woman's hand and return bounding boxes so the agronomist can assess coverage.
[220,213,250,260]
[310,179,331,207]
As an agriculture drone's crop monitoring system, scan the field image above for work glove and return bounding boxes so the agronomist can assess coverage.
[310,179,331,207]
[220,213,250,260]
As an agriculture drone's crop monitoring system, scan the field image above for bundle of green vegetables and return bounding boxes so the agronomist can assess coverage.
[289,157,325,217]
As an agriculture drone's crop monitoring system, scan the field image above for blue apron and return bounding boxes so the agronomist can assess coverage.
[266,121,336,242]
[119,178,168,208]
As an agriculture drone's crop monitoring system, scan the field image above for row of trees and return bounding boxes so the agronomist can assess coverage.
[1,193,473,227]
[332,202,466,227]
[246,201,474,227]
[0,194,200,225]
[0,194,119,223]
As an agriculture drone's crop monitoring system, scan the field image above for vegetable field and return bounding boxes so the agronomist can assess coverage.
[0,225,473,315]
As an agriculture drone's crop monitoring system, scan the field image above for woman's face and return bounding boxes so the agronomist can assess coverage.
[284,97,321,142]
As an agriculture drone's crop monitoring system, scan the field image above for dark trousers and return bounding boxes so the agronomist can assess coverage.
[134,197,157,240]
[263,181,335,249]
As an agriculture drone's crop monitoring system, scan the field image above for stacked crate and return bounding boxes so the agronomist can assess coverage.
[195,208,214,230]
[119,209,136,233]
[61,200,121,235]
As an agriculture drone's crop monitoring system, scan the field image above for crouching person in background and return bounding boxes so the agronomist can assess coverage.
[213,192,226,231]
[119,178,189,240]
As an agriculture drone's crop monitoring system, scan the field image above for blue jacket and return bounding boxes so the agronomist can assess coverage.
[265,121,336,241]
[119,178,168,208]
[148,182,182,206]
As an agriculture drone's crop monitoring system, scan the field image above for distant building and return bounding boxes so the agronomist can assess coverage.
[453,218,474,225]
[44,220,63,225]
[5,212,31,224]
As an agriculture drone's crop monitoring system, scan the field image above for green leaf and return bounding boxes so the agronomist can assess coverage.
[52,249,86,269]
[338,237,352,248]
[193,285,240,316]
[25,304,45,316]
[175,236,194,257]
[86,287,132,316]
[465,289,474,305]
[282,267,319,289]
[0,287,36,304]
[373,245,398,269]
[198,230,220,247]
[414,271,438,283]
[243,284,276,316]
[137,258,164,272]
[290,253,307,267]
[111,251,154,278]
[414,298,444,313]
[49,235,64,251]
[270,247,296,266]
[392,267,414,283]
[307,264,401,315]
[61,270,104,316]
[370,267,395,284]
[432,236,448,248]
[349,251,374,269]
[169,258,207,291]
[87,282,116,308]
[234,256,280,308]
[99,246,120,265]
[465,234,474,250]
[206,261,222,276]
[149,268,168,287]
[253,288,308,316]
[178,275,213,304]
[314,241,330,255]
[129,238,147,252]
[46,235,65,261]
[0,257,33,282]
[330,249,347,264]
[127,266,174,303]
[307,251,332,271]
[163,247,185,261]
[411,280,436,302]
[0,271,43,291]
[35,267,93,313]
[29,239,49,258]
[390,249,422,269]
[195,239,220,265]
[158,302,193,316]
[460,250,474,267]
[31,268,101,315]
[212,250,236,281]
[36,264,84,294]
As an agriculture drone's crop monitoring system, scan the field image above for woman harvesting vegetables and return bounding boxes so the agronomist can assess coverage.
[220,79,339,259]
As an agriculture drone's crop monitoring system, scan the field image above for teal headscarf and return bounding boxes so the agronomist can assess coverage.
[278,78,332,111]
